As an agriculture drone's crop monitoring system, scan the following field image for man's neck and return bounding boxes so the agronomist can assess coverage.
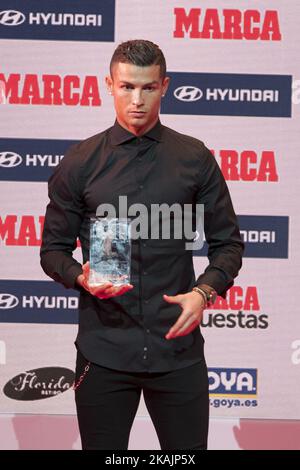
[116,118,159,136]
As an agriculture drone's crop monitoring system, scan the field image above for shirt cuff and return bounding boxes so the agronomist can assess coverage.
[64,263,84,290]
[195,268,233,298]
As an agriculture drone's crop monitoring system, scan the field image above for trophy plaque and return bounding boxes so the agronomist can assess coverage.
[89,218,131,286]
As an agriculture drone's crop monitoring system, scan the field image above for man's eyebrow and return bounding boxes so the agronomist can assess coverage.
[119,80,159,86]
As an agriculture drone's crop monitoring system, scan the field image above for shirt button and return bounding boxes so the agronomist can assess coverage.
[143,355,147,360]
[143,271,147,275]
[144,347,148,351]
[139,184,144,190]
[142,242,147,247]
[146,329,150,334]
[144,299,149,304]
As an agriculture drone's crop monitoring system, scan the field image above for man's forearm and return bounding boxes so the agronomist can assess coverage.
[40,250,83,290]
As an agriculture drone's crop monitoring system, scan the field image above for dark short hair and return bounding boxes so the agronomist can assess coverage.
[110,39,166,79]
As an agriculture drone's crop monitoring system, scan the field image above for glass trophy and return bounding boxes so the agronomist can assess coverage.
[89,217,131,286]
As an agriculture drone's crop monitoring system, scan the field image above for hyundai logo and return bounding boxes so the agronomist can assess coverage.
[0,10,26,26]
[174,86,203,102]
[0,152,23,168]
[0,294,19,309]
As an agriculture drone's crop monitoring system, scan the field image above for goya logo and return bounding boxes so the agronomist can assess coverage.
[162,72,292,118]
[208,368,257,397]
[0,281,79,324]
[0,1,115,42]
[3,367,74,400]
[0,138,77,181]
[0,10,25,26]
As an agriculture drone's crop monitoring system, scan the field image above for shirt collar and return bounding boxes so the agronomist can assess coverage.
[110,119,163,145]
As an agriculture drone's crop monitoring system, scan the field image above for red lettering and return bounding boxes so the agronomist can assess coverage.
[173,8,201,38]
[17,216,40,246]
[0,73,20,104]
[21,74,42,104]
[257,151,278,182]
[0,215,18,245]
[173,8,281,41]
[223,9,242,39]
[261,10,282,40]
[211,286,260,310]
[244,287,260,310]
[42,75,62,105]
[240,151,257,181]
[80,76,101,106]
[219,150,240,180]
[244,10,260,40]
[201,9,221,39]
[63,75,80,105]
[230,286,244,310]
[217,149,278,182]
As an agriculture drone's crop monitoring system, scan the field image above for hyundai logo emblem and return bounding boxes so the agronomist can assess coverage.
[0,10,26,26]
[174,86,203,102]
[0,294,19,309]
[0,152,23,168]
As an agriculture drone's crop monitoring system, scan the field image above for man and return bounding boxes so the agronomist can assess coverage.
[40,40,244,450]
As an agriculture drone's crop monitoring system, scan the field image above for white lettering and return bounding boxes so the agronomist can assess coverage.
[22,296,78,308]
[236,372,253,391]
[206,88,279,102]
[220,372,237,391]
[29,12,102,27]
[240,230,276,243]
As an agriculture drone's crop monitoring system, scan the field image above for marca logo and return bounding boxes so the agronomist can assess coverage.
[0,281,79,324]
[210,286,260,311]
[0,10,25,26]
[202,286,269,330]
[0,215,44,246]
[0,138,77,182]
[174,86,203,101]
[208,368,257,397]
[0,151,22,168]
[174,8,281,41]
[0,293,19,309]
[212,149,279,182]
[0,73,101,106]
[162,72,292,118]
[0,1,115,42]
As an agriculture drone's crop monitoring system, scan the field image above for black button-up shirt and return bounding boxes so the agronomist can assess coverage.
[40,120,243,372]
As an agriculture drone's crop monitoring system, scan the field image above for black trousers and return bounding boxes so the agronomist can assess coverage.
[75,350,209,450]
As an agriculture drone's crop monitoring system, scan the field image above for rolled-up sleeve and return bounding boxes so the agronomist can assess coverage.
[195,146,244,297]
[40,144,85,289]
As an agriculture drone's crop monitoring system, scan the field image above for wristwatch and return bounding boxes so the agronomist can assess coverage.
[193,284,217,307]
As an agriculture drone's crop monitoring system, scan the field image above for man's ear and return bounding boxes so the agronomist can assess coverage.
[162,76,170,97]
[105,76,113,94]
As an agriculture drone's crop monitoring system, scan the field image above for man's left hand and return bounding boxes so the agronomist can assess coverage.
[164,291,205,340]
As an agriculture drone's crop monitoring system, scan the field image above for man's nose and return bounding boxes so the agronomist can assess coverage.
[132,90,144,106]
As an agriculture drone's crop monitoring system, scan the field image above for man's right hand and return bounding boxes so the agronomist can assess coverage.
[76,261,133,299]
